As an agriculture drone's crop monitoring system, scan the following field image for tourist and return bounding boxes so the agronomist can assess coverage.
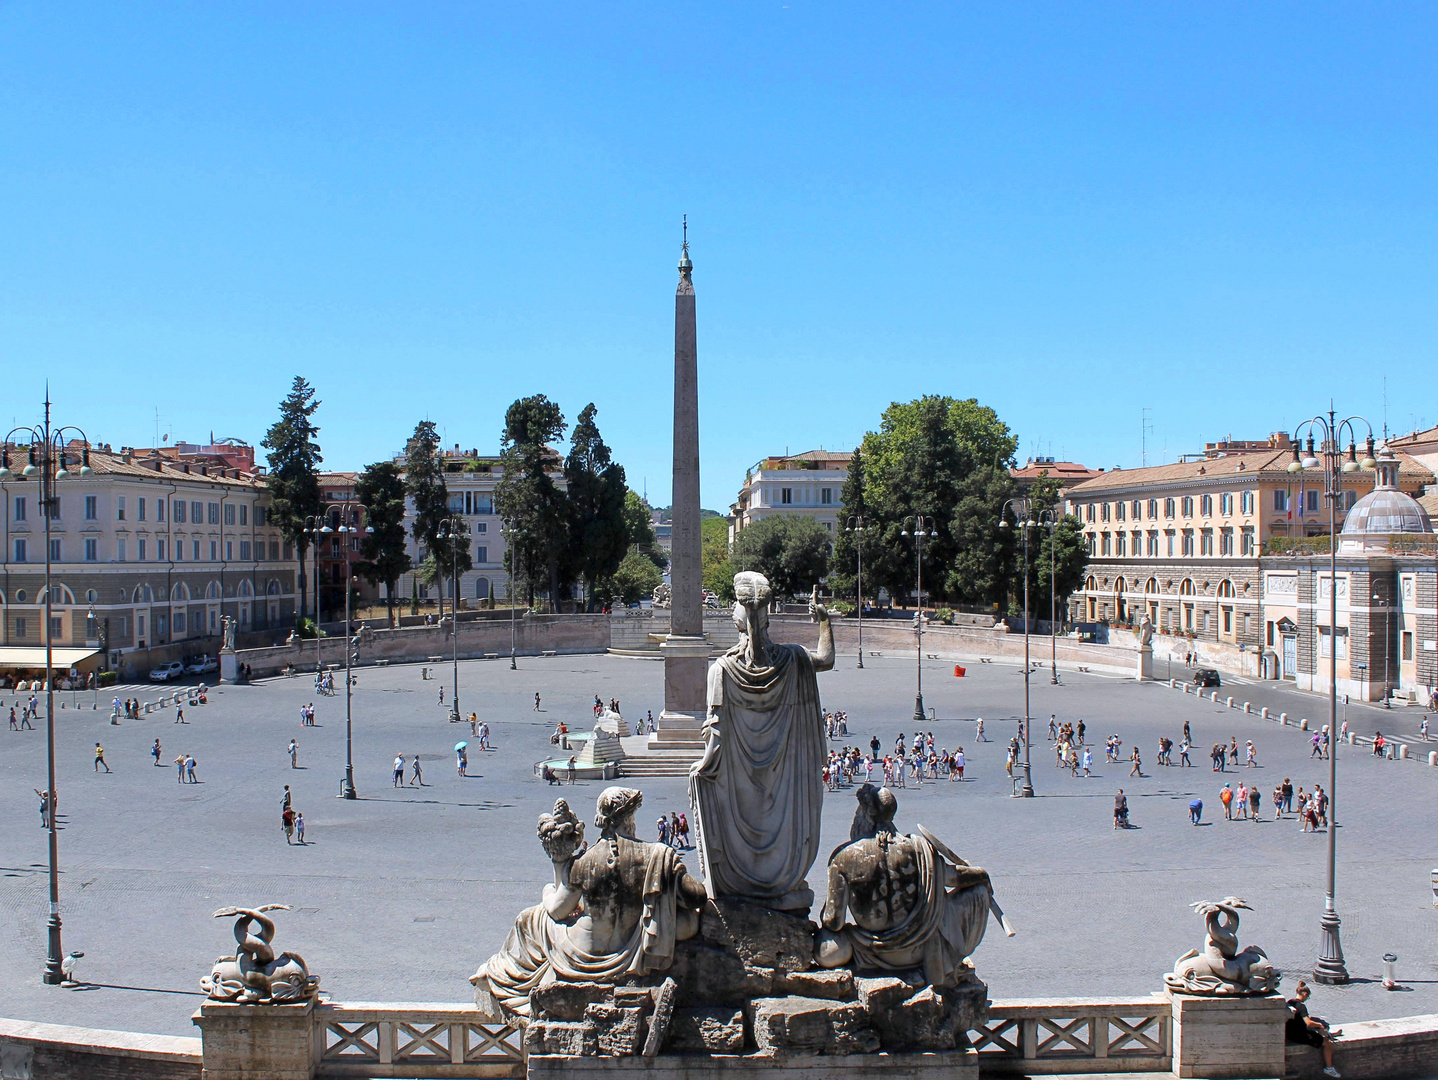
[469,712,478,735]
[677,813,690,848]
[175,755,187,782]
[1189,797,1203,825]
[1113,789,1129,829]
[656,815,670,846]
[289,739,299,769]
[1182,720,1192,745]
[534,693,541,712]
[1048,715,1058,741]
[94,742,110,773]
[1372,732,1386,758]
[954,747,965,780]
[1281,778,1294,813]
[8,706,17,730]
[393,754,405,787]
[1311,731,1325,758]
[975,717,985,742]
[457,746,468,776]
[152,738,163,766]
[566,755,577,784]
[1220,783,1233,819]
[1076,719,1086,745]
[1286,981,1342,1078]
[282,785,292,811]
[1249,785,1261,821]
[186,755,198,783]
[479,721,490,749]
[1228,737,1239,765]
[669,812,682,848]
[1273,783,1285,819]
[1235,782,1248,819]
[282,805,295,844]
[542,763,558,785]
[1421,717,1429,742]
[1082,746,1093,777]
[410,754,423,787]
[1245,741,1257,768]
[296,812,306,845]
[1178,739,1192,767]
[35,789,50,828]
[175,704,185,724]
[1129,746,1143,777]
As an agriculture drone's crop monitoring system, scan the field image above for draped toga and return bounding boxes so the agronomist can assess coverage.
[689,642,825,905]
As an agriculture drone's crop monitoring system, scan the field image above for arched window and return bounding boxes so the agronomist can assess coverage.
[50,583,76,605]
[1145,577,1159,594]
[238,579,254,598]
[170,582,191,602]
[133,584,155,604]
[1086,575,1098,592]
[1217,579,1235,598]
[476,577,491,600]
[205,580,222,600]
[1179,578,1195,596]
[266,579,282,596]
[1113,577,1126,594]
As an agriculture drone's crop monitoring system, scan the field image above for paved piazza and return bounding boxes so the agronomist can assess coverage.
[2,649,1435,1037]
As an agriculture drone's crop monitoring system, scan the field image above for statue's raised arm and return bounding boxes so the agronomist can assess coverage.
[807,584,835,672]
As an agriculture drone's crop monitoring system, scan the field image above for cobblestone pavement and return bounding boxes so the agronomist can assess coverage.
[1,650,1435,1037]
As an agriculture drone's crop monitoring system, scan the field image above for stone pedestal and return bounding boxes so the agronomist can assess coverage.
[219,651,238,684]
[528,1050,978,1080]
[1135,645,1154,682]
[192,1000,315,1080]
[1168,991,1287,1079]
[651,636,709,751]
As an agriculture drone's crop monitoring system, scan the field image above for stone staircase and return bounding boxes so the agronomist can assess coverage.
[617,749,700,778]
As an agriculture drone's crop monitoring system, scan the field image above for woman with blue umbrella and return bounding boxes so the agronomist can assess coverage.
[455,741,469,777]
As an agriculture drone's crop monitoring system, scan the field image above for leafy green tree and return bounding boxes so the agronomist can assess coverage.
[855,395,1017,606]
[828,445,867,599]
[623,490,667,569]
[564,404,629,611]
[354,460,412,627]
[944,465,1016,607]
[405,421,471,618]
[607,546,665,606]
[731,515,831,601]
[495,396,568,608]
[262,376,323,627]
[1030,514,1089,624]
[701,516,735,602]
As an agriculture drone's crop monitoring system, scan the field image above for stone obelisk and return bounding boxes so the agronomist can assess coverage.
[651,224,709,751]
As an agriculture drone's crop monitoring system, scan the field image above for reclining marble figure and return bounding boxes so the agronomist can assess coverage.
[689,571,832,910]
[474,790,708,1018]
[816,785,998,988]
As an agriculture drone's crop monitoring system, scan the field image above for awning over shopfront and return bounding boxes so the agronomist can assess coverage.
[0,647,102,671]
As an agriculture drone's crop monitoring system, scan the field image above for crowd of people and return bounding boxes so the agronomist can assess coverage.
[821,730,973,790]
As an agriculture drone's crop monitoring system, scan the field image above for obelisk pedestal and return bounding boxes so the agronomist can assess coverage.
[651,228,707,752]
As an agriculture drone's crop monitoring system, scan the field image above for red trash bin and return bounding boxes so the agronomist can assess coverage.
[954,665,966,677]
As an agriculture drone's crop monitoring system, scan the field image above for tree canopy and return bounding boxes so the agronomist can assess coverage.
[701,516,735,602]
[261,376,323,623]
[731,515,831,600]
[495,395,568,606]
[563,404,629,611]
[354,459,411,626]
[405,421,471,608]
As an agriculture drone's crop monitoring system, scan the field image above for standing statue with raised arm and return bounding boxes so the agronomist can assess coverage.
[689,572,833,910]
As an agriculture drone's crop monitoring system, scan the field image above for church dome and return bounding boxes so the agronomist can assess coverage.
[1340,445,1432,547]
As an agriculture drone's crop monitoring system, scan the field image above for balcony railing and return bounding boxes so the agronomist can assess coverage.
[973,997,1172,1075]
[315,1003,525,1079]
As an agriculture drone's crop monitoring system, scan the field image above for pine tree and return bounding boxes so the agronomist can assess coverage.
[494,396,568,609]
[564,404,629,611]
[354,460,412,627]
[261,377,323,628]
[405,421,471,621]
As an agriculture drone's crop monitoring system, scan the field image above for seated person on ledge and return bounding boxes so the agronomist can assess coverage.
[1286,980,1341,1078]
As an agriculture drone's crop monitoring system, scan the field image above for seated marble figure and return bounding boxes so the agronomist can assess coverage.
[816,784,996,988]
[473,789,708,1018]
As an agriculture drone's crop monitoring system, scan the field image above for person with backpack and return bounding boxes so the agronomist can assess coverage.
[1219,783,1234,820]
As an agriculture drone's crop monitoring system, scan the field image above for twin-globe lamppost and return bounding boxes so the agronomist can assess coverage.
[2,400,94,985]
[899,516,933,723]
[1287,409,1376,986]
[304,503,373,800]
[998,497,1058,799]
[436,515,468,719]
[844,515,876,669]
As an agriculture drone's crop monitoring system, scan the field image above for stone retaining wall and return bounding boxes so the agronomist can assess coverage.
[1287,1012,1438,1080]
[0,1016,200,1080]
[233,614,611,677]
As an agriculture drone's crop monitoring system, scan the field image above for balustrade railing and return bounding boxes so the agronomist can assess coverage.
[315,1003,524,1079]
[974,997,1172,1074]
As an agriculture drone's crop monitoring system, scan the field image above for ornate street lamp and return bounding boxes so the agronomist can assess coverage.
[1038,509,1062,685]
[436,515,468,720]
[845,515,876,669]
[503,521,526,670]
[999,496,1039,798]
[900,516,933,722]
[337,503,371,799]
[2,396,94,985]
[1288,408,1376,985]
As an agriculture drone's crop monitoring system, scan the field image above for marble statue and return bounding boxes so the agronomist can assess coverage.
[651,583,672,609]
[220,615,237,653]
[200,905,319,1002]
[473,790,708,1019]
[816,785,1004,988]
[689,572,832,910]
[1137,613,1154,646]
[1165,898,1280,995]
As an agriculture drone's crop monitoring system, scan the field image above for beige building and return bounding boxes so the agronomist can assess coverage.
[1062,434,1434,672]
[0,444,298,673]
[727,450,852,546]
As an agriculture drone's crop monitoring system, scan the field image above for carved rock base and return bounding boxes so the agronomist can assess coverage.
[748,996,880,1056]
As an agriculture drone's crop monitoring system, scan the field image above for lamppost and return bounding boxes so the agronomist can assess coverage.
[1288,408,1376,985]
[845,515,875,669]
[436,515,468,720]
[999,496,1039,798]
[1038,508,1062,685]
[2,398,94,985]
[302,513,329,674]
[900,516,933,723]
[1372,592,1390,708]
[336,503,371,799]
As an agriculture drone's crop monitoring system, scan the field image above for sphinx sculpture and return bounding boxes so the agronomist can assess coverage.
[200,904,319,1003]
[1164,898,1280,995]
[689,572,831,910]
[816,785,1007,989]
[474,791,708,1018]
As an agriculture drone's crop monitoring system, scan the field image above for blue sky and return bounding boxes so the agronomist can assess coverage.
[4,3,1436,510]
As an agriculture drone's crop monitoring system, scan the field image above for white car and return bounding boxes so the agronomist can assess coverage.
[149,661,185,682]
[186,656,218,675]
